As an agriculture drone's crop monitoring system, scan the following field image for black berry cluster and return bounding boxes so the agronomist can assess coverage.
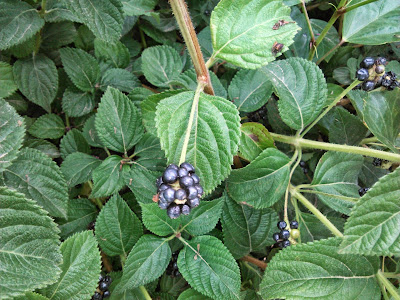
[247,104,267,123]
[358,187,370,197]
[156,162,203,219]
[92,275,112,299]
[356,57,399,91]
[166,251,181,277]
[299,161,308,174]
[272,220,299,248]
[372,158,383,167]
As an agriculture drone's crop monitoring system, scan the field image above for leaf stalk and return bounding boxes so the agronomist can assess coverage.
[139,286,152,300]
[376,270,400,300]
[241,255,267,270]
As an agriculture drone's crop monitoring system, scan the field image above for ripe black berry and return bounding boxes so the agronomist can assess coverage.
[158,183,168,192]
[163,168,178,183]
[362,81,375,91]
[167,164,179,170]
[372,158,382,166]
[175,189,187,200]
[163,188,176,202]
[180,162,195,173]
[273,233,280,242]
[180,175,194,188]
[375,57,387,65]
[375,64,385,75]
[361,57,375,69]
[188,197,200,208]
[92,292,102,300]
[181,204,191,215]
[103,291,110,298]
[174,270,181,277]
[178,167,189,177]
[358,187,370,197]
[167,251,181,277]
[99,281,109,291]
[191,173,200,184]
[194,184,203,196]
[187,186,198,200]
[167,205,181,219]
[299,161,307,168]
[156,177,163,187]
[280,230,290,240]
[158,197,169,210]
[356,68,369,81]
[290,220,298,229]
[282,240,291,248]
[277,221,287,230]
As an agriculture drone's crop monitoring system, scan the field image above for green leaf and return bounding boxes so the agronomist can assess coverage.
[41,21,77,50]
[311,151,363,215]
[228,68,273,112]
[359,157,389,188]
[226,148,291,208]
[0,98,25,173]
[82,115,104,148]
[60,129,90,159]
[210,0,299,69]
[133,133,166,172]
[100,68,140,93]
[95,194,143,256]
[299,213,345,243]
[59,47,100,92]
[126,167,159,204]
[4,92,28,113]
[94,38,130,68]
[142,45,183,87]
[362,89,400,153]
[0,61,17,97]
[0,0,44,50]
[260,238,380,299]
[342,0,400,45]
[62,87,95,118]
[65,0,124,42]
[116,235,171,291]
[41,231,102,300]
[0,187,62,299]
[28,114,65,139]
[178,289,212,300]
[25,139,60,159]
[340,168,400,256]
[74,25,95,51]
[141,202,181,236]
[122,0,158,16]
[2,148,69,219]
[14,292,51,300]
[13,54,58,112]
[156,91,240,193]
[95,87,144,154]
[61,152,101,187]
[91,155,130,198]
[238,122,275,161]
[178,235,241,300]
[221,194,279,258]
[261,57,328,130]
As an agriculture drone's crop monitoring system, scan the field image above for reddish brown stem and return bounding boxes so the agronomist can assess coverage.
[241,255,267,270]
[101,252,113,273]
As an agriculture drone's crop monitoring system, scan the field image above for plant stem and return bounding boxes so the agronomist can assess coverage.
[376,270,400,300]
[241,255,267,270]
[101,252,113,272]
[65,113,71,129]
[120,254,127,267]
[383,272,400,279]
[169,0,214,95]
[301,79,360,137]
[137,20,147,49]
[338,0,379,14]
[103,147,111,157]
[139,286,152,300]
[299,189,358,202]
[284,147,301,225]
[290,187,343,237]
[301,1,315,47]
[316,39,344,65]
[361,134,400,145]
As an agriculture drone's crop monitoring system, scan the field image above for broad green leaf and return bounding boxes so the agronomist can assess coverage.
[59,47,100,92]
[343,0,400,45]
[210,0,299,69]
[95,194,143,256]
[41,231,102,300]
[329,107,367,145]
[221,194,279,258]
[82,115,104,148]
[156,91,240,193]
[0,187,62,299]
[238,122,275,161]
[260,238,380,299]
[59,198,98,239]
[228,68,273,112]
[100,68,140,93]
[13,54,58,112]
[348,89,368,118]
[133,133,166,172]
[359,157,389,188]
[0,0,44,50]
[261,57,328,130]
[95,87,144,154]
[142,45,183,87]
[311,151,363,215]
[62,87,95,118]
[2,148,68,219]
[0,98,25,173]
[122,0,158,16]
[61,152,101,187]
[299,213,345,243]
[42,0,79,23]
[94,38,130,68]
[116,235,171,291]
[140,203,181,236]
[226,148,291,208]
[0,62,17,97]
[41,21,77,50]
[311,19,340,62]
[91,155,130,198]
[178,289,212,300]
[65,0,124,42]
[340,168,400,256]
[60,129,90,159]
[15,292,51,300]
[25,139,60,159]
[178,235,241,300]
[74,25,95,51]
[362,89,400,153]
[126,167,159,204]
[159,273,188,297]
[4,92,28,113]
[28,114,65,139]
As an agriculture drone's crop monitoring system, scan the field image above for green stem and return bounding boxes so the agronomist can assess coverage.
[290,186,343,237]
[383,272,400,279]
[299,189,358,202]
[137,20,147,49]
[316,39,344,65]
[376,270,400,300]
[40,0,47,16]
[65,113,71,129]
[139,286,152,300]
[87,181,103,209]
[301,79,360,137]
[339,0,379,14]
[120,254,127,267]
[361,134,400,145]
[284,147,301,224]
[103,147,111,157]
[301,1,315,46]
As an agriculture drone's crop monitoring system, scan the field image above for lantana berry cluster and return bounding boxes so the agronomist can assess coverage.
[92,275,112,299]
[156,162,203,219]
[272,220,300,248]
[356,57,399,91]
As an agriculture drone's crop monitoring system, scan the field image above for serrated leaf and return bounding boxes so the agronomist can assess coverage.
[74,25,95,51]
[62,88,95,118]
[210,0,299,69]
[14,292,51,300]
[25,139,60,159]
[65,0,124,42]
[156,91,240,193]
[82,115,104,148]
[28,114,65,139]
[126,167,159,204]
[177,289,212,300]
[310,151,363,215]
[0,61,17,97]
[0,0,44,50]
[142,45,183,87]
[299,213,345,243]
[178,235,241,300]
[59,47,100,92]
[140,203,181,236]
[228,68,273,112]
[329,107,367,145]
[340,168,400,256]
[4,92,28,113]
[132,133,166,172]
[13,54,58,112]
[41,231,102,300]
[116,235,171,291]
[221,194,279,258]
[95,194,143,256]
[343,0,400,45]
[94,38,130,68]
[60,129,90,159]
[122,0,158,16]
[100,68,140,93]
[0,98,25,173]
[227,148,291,208]
[0,187,62,299]
[261,57,328,130]
[61,152,101,187]
[260,238,380,299]
[238,122,275,161]
[3,148,68,219]
[95,87,144,154]
[41,21,77,50]
[91,155,130,198]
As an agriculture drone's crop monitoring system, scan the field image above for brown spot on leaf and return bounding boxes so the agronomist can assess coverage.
[249,134,259,142]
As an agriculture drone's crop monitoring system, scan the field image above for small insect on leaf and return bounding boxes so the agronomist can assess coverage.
[271,42,284,56]
[272,19,295,30]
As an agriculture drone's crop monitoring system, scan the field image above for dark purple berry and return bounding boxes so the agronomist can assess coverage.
[99,281,109,291]
[99,275,104,282]
[191,173,200,184]
[158,197,169,210]
[358,187,370,197]
[290,220,299,229]
[273,233,280,242]
[92,292,102,300]
[167,205,181,219]
[372,158,382,166]
[103,276,112,284]
[280,230,290,240]
[180,176,194,188]
[103,291,111,298]
[87,221,95,230]
[181,204,191,215]
[163,168,178,183]
[375,64,385,75]
[187,186,198,200]
[277,221,287,230]
[382,77,392,87]
[356,68,369,81]
[178,167,189,177]
[163,188,176,202]
[156,176,163,187]
[375,57,387,65]
[188,197,200,208]
[282,240,291,248]
[167,164,179,170]
[174,270,181,277]
[361,57,375,69]
[194,184,203,196]
[299,161,307,168]
[175,189,187,200]
[362,81,375,91]
[180,162,195,173]
[158,184,169,192]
